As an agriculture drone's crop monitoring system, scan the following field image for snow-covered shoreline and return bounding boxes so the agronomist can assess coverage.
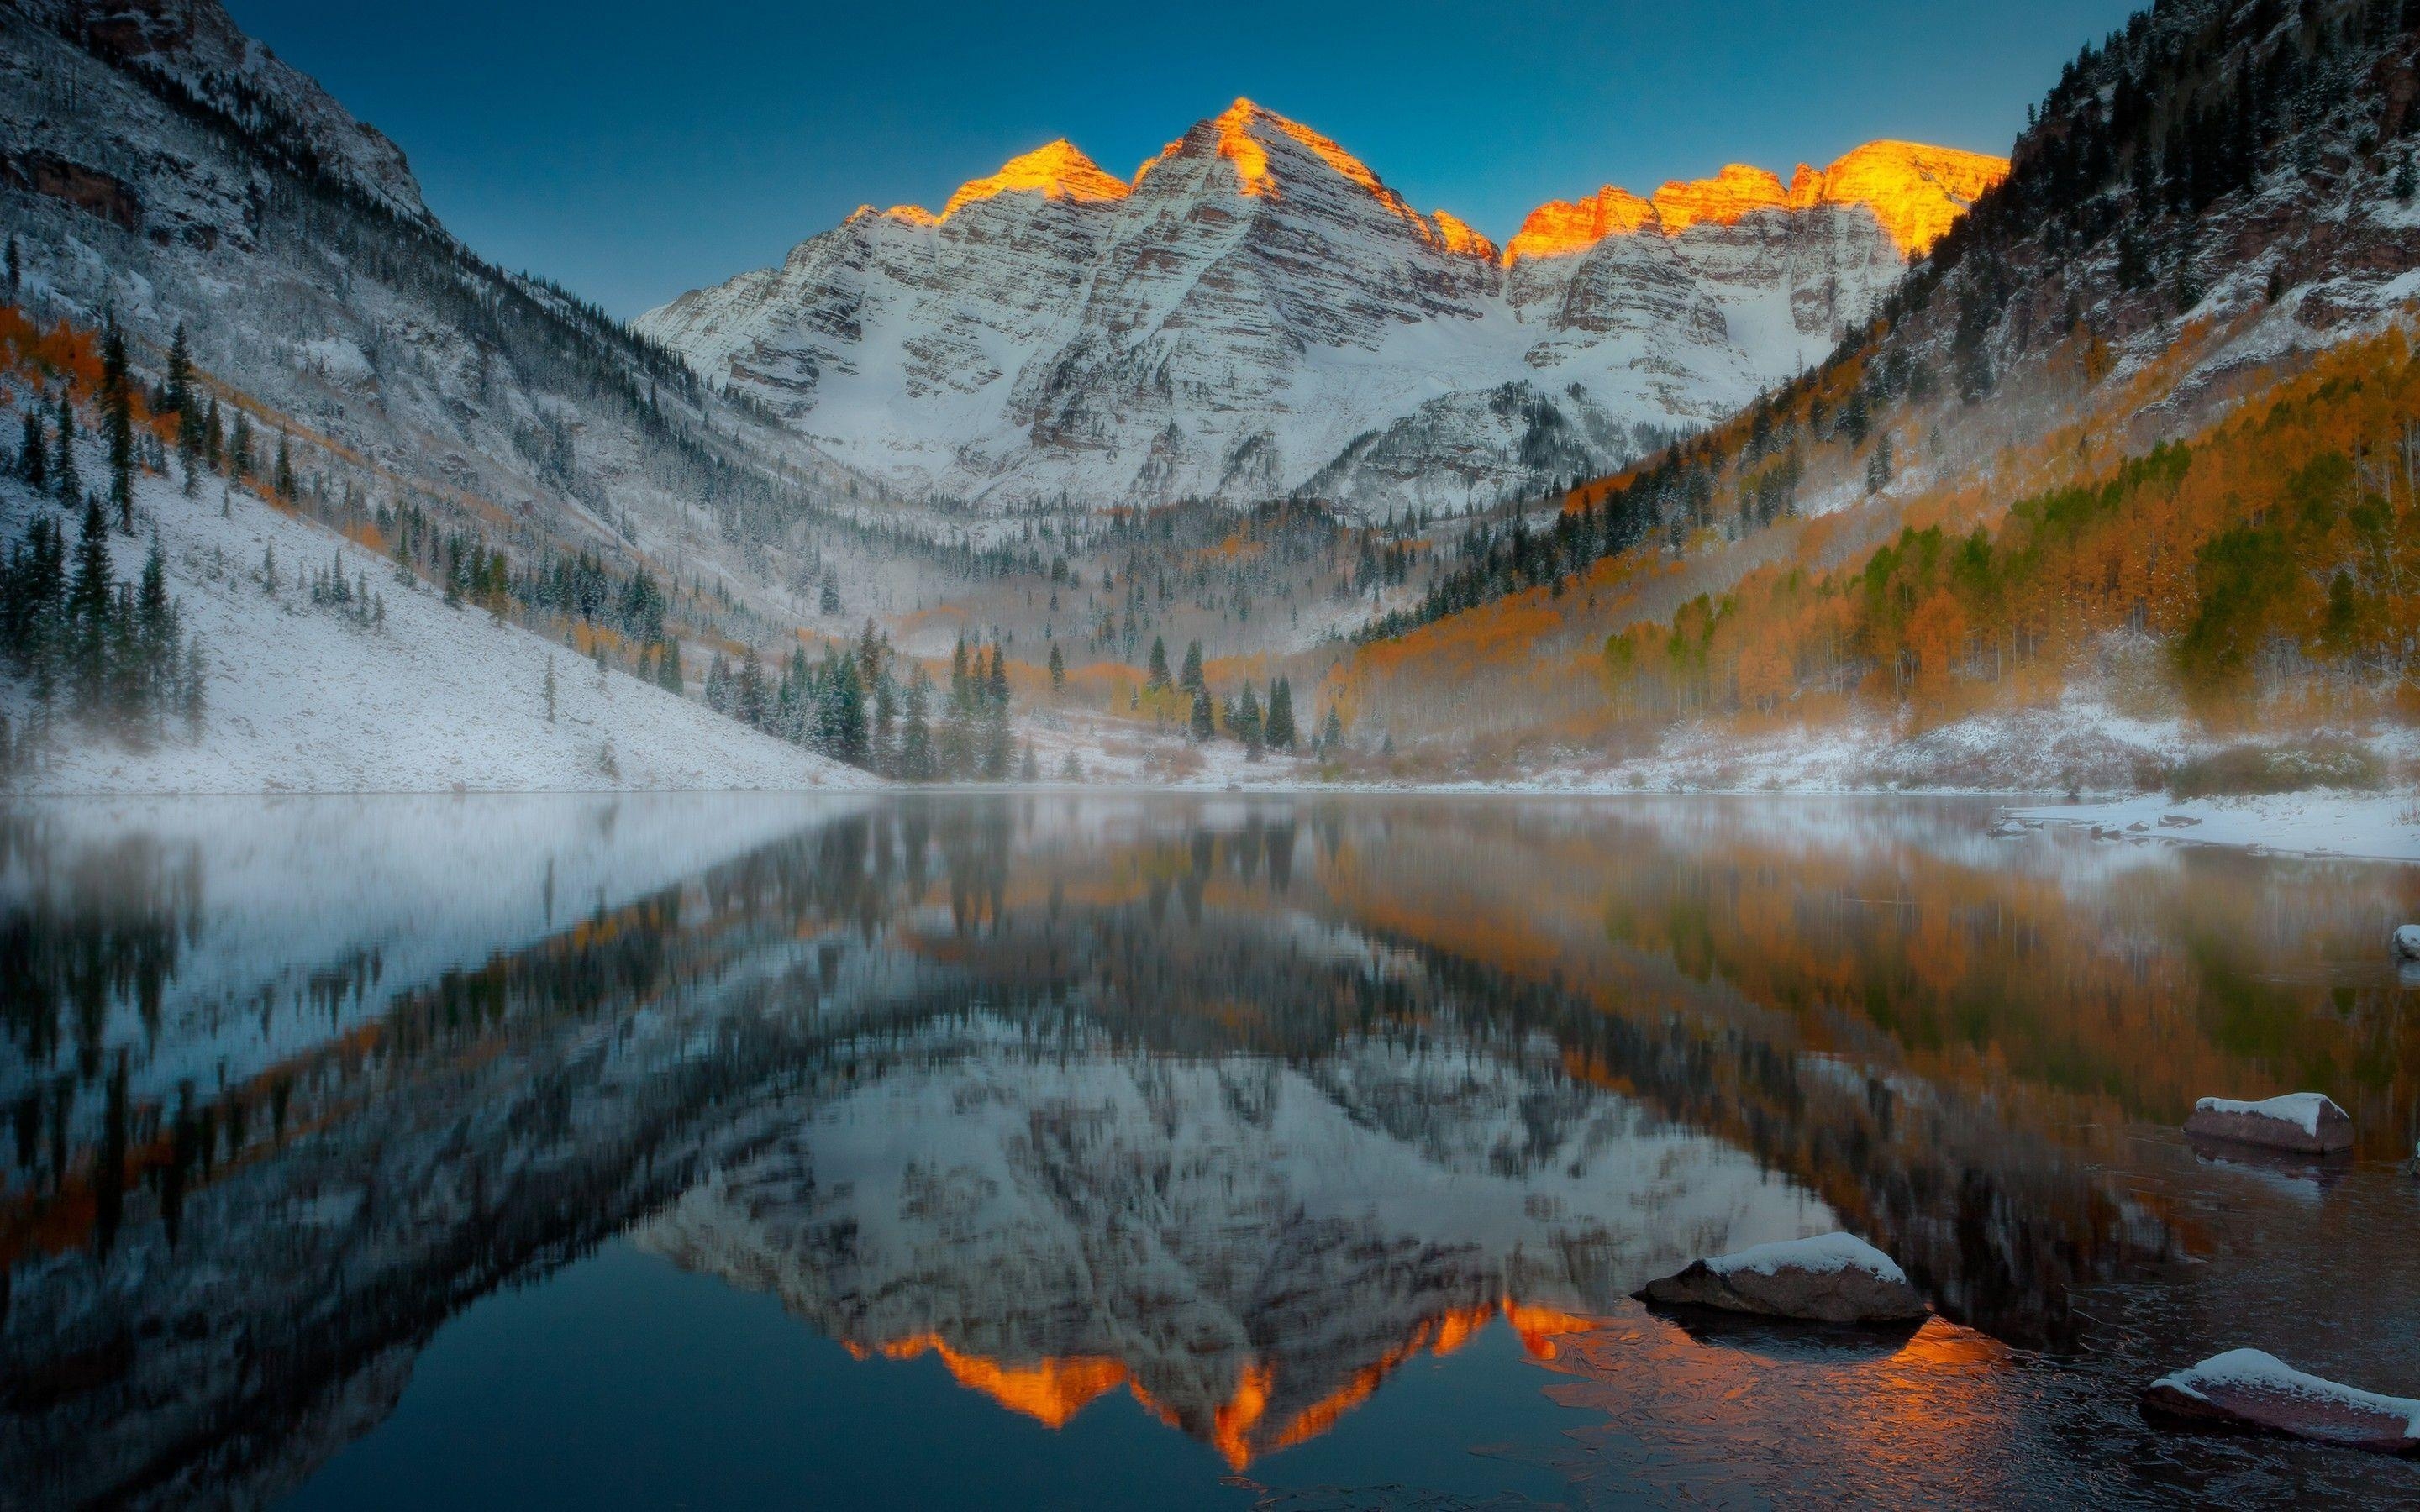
[2006,790,2420,864]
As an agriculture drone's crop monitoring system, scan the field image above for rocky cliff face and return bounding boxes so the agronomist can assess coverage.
[639,105,2005,511]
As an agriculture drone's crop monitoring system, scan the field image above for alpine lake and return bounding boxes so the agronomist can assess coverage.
[3,792,2415,1509]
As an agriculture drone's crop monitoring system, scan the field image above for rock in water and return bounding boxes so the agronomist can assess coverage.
[2394,924,2420,960]
[2143,1349,2420,1453]
[2183,1093,2354,1155]
[1637,1232,1925,1325]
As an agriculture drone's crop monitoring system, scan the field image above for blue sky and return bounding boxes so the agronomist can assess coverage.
[224,0,2144,318]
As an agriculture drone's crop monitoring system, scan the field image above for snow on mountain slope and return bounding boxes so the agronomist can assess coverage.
[11,0,433,224]
[0,420,872,795]
[639,104,2005,511]
[0,1,881,652]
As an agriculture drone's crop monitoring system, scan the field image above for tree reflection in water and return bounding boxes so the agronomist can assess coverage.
[1,795,2413,1507]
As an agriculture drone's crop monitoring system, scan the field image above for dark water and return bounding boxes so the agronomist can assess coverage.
[2,793,2416,1510]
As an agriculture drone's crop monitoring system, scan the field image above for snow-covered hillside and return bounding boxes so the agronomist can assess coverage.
[0,0,897,659]
[639,105,2003,510]
[0,421,871,794]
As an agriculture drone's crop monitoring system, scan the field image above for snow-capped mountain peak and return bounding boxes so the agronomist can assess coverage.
[636,104,2007,511]
[1507,139,2007,265]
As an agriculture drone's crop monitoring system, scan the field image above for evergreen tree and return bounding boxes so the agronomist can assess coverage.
[107,383,136,534]
[736,647,767,728]
[1188,685,1214,742]
[66,498,111,718]
[2397,151,2417,205]
[1018,741,1039,783]
[1179,639,1204,694]
[857,617,882,691]
[1146,635,1170,690]
[821,651,869,767]
[273,433,295,501]
[1235,682,1265,757]
[53,395,78,505]
[871,664,897,772]
[544,654,558,722]
[1265,676,1296,750]
[979,642,1011,780]
[819,569,840,616]
[18,408,44,491]
[1321,705,1343,753]
[900,665,935,781]
[165,323,192,417]
[1048,640,1065,690]
[655,637,683,696]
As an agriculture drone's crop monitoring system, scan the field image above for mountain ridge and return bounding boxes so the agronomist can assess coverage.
[636,101,2007,512]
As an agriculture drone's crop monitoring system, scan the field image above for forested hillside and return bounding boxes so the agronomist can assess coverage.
[1328,0,2420,789]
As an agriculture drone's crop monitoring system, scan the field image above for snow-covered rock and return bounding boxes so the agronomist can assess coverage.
[1636,1231,1927,1324]
[2142,1349,2420,1453]
[2393,925,2420,961]
[638,105,2004,511]
[2183,1094,2354,1157]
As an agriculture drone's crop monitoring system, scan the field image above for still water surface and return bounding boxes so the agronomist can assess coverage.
[2,794,2416,1509]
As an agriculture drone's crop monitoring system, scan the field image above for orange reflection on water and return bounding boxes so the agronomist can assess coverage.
[855,1298,1602,1467]
[855,1335,1130,1429]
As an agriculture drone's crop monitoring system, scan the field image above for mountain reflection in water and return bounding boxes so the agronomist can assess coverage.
[2,794,2415,1509]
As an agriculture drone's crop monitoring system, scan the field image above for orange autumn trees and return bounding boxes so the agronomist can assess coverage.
[1582,326,2420,739]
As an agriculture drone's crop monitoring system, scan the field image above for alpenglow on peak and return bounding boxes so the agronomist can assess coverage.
[637,102,2007,511]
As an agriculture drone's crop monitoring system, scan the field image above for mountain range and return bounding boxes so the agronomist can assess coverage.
[636,103,2006,511]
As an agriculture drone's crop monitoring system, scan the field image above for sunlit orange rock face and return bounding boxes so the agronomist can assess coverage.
[846,139,1132,228]
[1428,208,1499,261]
[1504,139,2007,265]
[941,139,1131,218]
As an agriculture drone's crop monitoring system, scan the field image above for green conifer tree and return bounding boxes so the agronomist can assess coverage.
[66,497,111,718]
[1265,676,1296,750]
[53,395,78,504]
[18,408,45,491]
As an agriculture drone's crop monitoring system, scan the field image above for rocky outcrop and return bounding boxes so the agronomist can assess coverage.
[2143,1349,2420,1453]
[1638,1232,1928,1325]
[2183,1094,2354,1155]
[638,106,2005,511]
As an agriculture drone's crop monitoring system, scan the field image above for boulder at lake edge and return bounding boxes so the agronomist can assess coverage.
[2182,1092,2353,1155]
[2143,1349,2420,1453]
[1638,1231,1926,1326]
[2395,924,2420,960]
